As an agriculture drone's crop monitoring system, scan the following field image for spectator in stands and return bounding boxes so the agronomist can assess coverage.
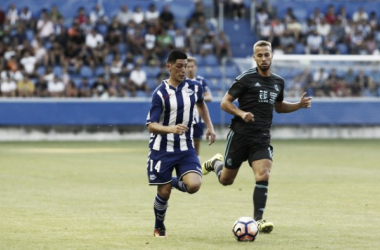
[49,5,63,22]
[156,63,169,86]
[92,75,109,98]
[20,50,37,78]
[313,68,328,85]
[17,75,35,97]
[316,18,331,39]
[37,12,54,40]
[0,75,17,97]
[330,19,346,44]
[305,28,323,54]
[6,3,18,26]
[81,18,95,35]
[214,30,232,61]
[279,30,296,54]
[85,28,104,58]
[132,5,144,25]
[156,28,173,57]
[352,7,368,23]
[199,35,215,56]
[143,25,157,61]
[256,7,269,30]
[104,30,120,55]
[78,77,92,97]
[344,68,356,86]
[0,6,6,26]
[286,16,302,42]
[270,17,286,49]
[337,6,349,26]
[159,5,175,30]
[35,76,48,97]
[229,0,246,19]
[49,41,65,66]
[108,75,125,97]
[19,6,33,28]
[48,75,65,97]
[116,5,133,27]
[324,32,338,54]
[145,3,160,25]
[309,7,324,25]
[258,19,272,41]
[65,80,78,97]
[128,61,149,97]
[90,4,106,25]
[109,53,123,76]
[324,5,336,25]
[75,7,87,25]
[369,11,378,29]
[350,29,364,54]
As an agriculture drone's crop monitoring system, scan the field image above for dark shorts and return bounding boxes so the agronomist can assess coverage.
[224,130,273,169]
[147,149,202,185]
[193,122,205,139]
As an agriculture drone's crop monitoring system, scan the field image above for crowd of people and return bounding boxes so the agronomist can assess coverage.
[0,1,379,98]
[0,1,233,98]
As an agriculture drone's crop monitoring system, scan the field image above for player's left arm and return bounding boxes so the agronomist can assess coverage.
[275,92,312,113]
[196,101,216,145]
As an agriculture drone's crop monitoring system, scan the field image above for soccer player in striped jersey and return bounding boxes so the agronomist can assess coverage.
[202,40,312,234]
[146,49,216,237]
[186,57,212,157]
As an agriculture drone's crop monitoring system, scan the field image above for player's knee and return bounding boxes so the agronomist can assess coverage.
[219,177,234,186]
[257,170,270,181]
[186,183,201,194]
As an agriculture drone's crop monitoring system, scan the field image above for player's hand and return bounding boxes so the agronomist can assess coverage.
[205,128,216,145]
[300,92,312,108]
[173,124,188,135]
[241,112,254,122]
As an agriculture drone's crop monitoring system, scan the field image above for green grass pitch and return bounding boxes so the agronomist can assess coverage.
[1,139,380,250]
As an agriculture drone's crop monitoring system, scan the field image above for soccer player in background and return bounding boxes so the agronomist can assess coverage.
[202,40,312,233]
[186,57,213,157]
[146,49,216,237]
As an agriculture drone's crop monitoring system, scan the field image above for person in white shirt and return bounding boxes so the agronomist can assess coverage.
[352,7,368,23]
[37,12,54,39]
[1,77,17,97]
[116,5,133,27]
[128,62,150,97]
[48,76,65,97]
[6,3,18,26]
[132,5,144,25]
[20,51,37,77]
[145,3,159,24]
[86,29,104,49]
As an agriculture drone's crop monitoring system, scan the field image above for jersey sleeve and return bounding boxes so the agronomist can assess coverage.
[196,82,204,103]
[228,79,246,98]
[146,91,163,125]
[276,79,285,102]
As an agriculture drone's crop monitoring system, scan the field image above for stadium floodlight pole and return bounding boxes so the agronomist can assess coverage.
[218,0,224,32]
[250,0,256,30]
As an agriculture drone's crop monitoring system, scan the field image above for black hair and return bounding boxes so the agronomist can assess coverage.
[166,49,187,64]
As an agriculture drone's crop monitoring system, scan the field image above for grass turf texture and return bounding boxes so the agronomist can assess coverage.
[1,140,379,250]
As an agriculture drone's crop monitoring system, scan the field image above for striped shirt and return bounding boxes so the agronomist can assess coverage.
[146,78,204,152]
[191,75,211,124]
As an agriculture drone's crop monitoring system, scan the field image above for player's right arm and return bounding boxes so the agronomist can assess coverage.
[221,92,254,122]
[148,123,188,135]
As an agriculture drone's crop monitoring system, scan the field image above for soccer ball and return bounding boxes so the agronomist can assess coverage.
[232,217,259,242]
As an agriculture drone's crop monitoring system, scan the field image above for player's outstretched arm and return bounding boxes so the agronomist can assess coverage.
[221,92,254,122]
[274,92,312,114]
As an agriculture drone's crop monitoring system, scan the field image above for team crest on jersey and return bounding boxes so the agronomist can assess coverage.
[186,89,194,96]
[274,84,279,92]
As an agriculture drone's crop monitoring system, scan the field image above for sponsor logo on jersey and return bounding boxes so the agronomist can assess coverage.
[274,84,279,91]
[186,89,194,95]
[255,82,261,87]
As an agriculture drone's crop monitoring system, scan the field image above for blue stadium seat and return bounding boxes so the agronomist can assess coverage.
[80,66,94,78]
[294,43,305,54]
[36,66,46,76]
[204,54,219,66]
[25,29,34,42]
[53,66,63,77]
[105,54,114,65]
[95,66,105,76]
[142,66,160,78]
[225,66,239,78]
[337,43,348,55]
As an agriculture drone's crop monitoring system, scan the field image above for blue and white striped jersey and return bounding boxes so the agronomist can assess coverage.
[192,75,211,124]
[146,78,204,152]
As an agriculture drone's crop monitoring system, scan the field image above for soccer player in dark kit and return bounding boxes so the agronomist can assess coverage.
[202,40,312,233]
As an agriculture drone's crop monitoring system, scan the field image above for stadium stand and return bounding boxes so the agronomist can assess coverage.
[0,0,379,98]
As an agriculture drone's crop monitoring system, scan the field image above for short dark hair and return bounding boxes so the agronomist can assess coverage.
[167,49,187,64]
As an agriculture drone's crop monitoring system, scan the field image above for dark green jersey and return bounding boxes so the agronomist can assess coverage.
[228,67,285,140]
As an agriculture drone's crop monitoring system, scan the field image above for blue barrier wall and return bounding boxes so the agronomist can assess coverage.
[1,99,380,126]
